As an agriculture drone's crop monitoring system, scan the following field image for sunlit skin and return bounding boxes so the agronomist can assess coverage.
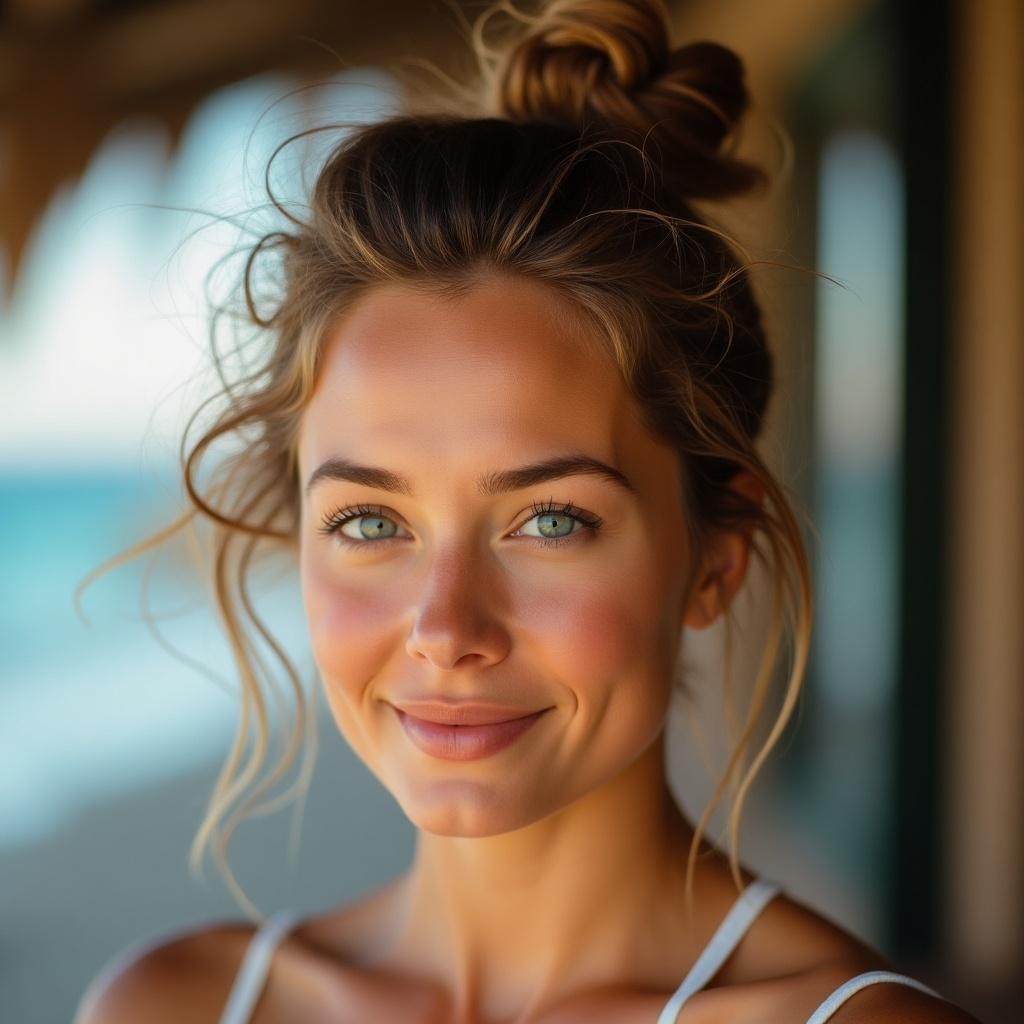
[296,273,763,1022]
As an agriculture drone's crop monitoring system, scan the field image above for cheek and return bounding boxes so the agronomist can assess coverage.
[527,587,634,675]
[300,553,409,689]
[515,555,677,708]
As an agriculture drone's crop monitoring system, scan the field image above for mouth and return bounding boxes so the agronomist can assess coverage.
[392,705,551,761]
[390,700,549,726]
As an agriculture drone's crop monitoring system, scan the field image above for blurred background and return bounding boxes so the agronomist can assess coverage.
[1,0,1020,1021]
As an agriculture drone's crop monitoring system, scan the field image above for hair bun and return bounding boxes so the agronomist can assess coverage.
[492,0,766,200]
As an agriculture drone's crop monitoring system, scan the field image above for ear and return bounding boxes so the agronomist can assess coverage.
[683,470,764,630]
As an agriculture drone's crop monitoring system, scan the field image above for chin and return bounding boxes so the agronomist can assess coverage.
[394,778,552,837]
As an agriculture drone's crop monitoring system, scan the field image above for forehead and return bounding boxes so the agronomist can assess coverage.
[299,277,651,478]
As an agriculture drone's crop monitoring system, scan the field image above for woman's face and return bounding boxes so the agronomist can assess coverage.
[297,275,695,836]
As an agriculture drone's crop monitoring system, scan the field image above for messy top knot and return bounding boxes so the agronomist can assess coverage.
[489,0,767,199]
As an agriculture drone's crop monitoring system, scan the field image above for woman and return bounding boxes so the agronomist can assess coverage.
[75,1,982,1021]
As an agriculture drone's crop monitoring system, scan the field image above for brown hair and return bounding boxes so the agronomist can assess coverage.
[82,0,813,922]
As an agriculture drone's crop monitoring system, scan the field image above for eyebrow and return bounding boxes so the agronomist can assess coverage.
[305,451,636,498]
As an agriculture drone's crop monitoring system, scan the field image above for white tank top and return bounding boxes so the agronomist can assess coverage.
[217,877,947,1023]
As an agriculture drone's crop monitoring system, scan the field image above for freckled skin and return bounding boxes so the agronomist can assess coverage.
[295,274,760,1021]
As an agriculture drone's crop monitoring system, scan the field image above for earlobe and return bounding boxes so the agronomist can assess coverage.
[682,470,762,631]
[683,535,749,630]
[682,576,722,630]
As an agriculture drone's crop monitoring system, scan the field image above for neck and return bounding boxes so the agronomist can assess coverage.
[381,731,711,1023]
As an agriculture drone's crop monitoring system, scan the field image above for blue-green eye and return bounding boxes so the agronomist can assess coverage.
[337,506,400,543]
[316,503,405,547]
[317,499,602,550]
[515,499,602,548]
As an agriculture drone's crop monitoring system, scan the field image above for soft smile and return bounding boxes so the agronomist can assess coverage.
[392,705,551,761]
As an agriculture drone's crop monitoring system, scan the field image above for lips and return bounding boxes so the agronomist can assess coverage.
[391,703,550,761]
[390,700,547,726]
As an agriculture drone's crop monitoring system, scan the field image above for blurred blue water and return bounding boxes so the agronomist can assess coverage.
[1,471,165,664]
[0,470,308,849]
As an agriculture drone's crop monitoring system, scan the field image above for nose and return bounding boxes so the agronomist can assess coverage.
[404,542,511,671]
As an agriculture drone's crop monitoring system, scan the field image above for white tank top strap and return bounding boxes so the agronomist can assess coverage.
[803,969,946,1023]
[217,909,304,1024]
[655,877,783,1024]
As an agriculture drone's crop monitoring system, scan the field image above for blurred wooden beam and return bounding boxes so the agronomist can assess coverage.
[946,0,1024,993]
[667,0,870,102]
[5,0,94,31]
[0,0,473,304]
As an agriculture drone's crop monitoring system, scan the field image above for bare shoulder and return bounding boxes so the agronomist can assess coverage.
[73,919,258,1024]
[784,957,986,1024]
[71,898,425,1024]
[717,888,984,1023]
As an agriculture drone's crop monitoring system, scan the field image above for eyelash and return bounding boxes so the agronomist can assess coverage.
[316,499,603,550]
